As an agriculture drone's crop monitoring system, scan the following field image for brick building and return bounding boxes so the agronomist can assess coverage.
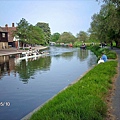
[1,23,19,49]
[0,27,8,49]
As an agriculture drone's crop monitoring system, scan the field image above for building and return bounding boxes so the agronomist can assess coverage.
[0,27,8,49]
[1,23,19,48]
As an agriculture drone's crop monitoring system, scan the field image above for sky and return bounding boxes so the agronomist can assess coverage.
[0,0,102,36]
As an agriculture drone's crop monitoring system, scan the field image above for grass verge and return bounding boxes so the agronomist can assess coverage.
[30,61,117,120]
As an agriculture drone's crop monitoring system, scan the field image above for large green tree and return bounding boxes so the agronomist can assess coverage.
[15,18,45,46]
[76,31,89,42]
[15,18,29,43]
[27,25,45,45]
[58,32,76,44]
[36,22,51,44]
[51,32,60,42]
[94,0,120,46]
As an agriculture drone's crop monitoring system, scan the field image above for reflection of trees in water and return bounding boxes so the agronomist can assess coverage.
[61,52,74,60]
[87,52,97,67]
[15,56,51,83]
[61,52,74,58]
[53,52,74,60]
[77,49,97,66]
[77,49,89,61]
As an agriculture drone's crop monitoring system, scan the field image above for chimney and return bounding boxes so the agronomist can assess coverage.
[12,23,14,27]
[5,24,8,31]
[5,24,8,27]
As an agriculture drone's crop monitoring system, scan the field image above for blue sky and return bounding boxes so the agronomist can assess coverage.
[0,0,102,36]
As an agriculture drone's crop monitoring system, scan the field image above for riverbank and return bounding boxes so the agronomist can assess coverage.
[0,46,48,56]
[28,61,117,120]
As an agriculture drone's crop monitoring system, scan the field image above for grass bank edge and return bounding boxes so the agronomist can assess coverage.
[30,61,117,120]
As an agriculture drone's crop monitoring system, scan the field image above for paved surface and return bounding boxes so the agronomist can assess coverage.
[112,48,120,120]
[0,48,23,56]
[0,46,48,56]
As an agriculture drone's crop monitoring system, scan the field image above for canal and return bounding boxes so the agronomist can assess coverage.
[0,46,97,120]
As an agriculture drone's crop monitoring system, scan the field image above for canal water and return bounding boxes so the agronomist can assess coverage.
[0,46,97,120]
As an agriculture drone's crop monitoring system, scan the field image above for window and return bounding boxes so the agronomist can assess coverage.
[2,33,5,38]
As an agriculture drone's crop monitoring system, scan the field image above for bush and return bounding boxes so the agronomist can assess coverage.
[87,45,117,60]
[107,51,117,59]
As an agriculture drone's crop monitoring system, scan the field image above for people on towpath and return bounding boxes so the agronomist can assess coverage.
[98,52,108,64]
[101,52,108,62]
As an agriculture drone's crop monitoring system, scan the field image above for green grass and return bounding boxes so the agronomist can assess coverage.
[30,61,117,120]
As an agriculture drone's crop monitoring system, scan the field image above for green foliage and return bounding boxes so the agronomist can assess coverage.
[15,18,29,42]
[107,51,117,59]
[73,41,82,47]
[90,1,120,46]
[58,32,76,44]
[51,32,60,42]
[15,18,45,45]
[87,45,117,60]
[36,22,51,44]
[76,31,89,42]
[28,25,45,45]
[30,61,117,120]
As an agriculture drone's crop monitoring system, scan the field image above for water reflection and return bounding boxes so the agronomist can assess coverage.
[0,55,17,79]
[0,47,96,82]
[0,54,51,83]
[15,56,51,83]
[77,49,89,61]
[88,52,97,67]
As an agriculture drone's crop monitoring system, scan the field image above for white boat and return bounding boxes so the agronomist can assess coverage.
[18,52,49,61]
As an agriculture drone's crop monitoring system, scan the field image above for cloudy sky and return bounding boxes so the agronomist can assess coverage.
[0,0,102,36]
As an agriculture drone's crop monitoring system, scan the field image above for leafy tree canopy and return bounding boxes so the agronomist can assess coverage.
[36,22,51,44]
[89,1,120,46]
[76,31,89,42]
[58,32,76,44]
[51,32,60,42]
[15,18,46,45]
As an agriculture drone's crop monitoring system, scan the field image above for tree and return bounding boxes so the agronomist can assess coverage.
[51,33,60,42]
[15,18,45,46]
[27,25,45,45]
[89,4,114,42]
[36,22,51,44]
[76,31,89,42]
[15,18,30,43]
[96,0,120,46]
[58,32,76,44]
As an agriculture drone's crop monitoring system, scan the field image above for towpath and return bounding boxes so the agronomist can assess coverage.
[111,47,120,120]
